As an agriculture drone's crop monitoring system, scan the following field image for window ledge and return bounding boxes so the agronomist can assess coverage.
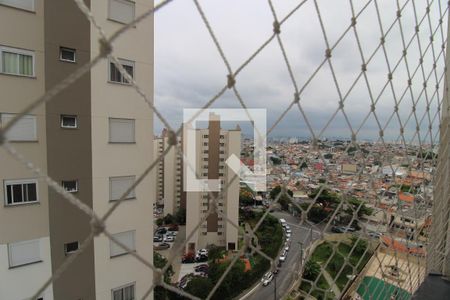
[4,201,40,208]
[0,72,36,79]
[9,260,43,269]
[110,250,136,259]
[107,80,133,86]
[5,140,39,143]
[109,197,136,203]
[107,18,137,28]
[108,141,136,144]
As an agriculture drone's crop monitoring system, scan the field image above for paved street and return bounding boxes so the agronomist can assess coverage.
[242,211,322,300]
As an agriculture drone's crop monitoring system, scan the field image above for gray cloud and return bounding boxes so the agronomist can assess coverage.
[155,0,446,142]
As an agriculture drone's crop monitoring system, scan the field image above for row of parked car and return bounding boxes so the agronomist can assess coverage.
[181,248,209,264]
[153,225,179,251]
[178,263,209,289]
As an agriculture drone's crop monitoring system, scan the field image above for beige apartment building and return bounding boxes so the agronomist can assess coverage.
[183,115,240,252]
[154,128,184,216]
[0,1,154,299]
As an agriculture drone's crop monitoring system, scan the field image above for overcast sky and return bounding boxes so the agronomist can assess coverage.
[154,0,447,143]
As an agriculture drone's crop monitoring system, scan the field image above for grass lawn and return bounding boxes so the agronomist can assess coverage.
[301,239,374,294]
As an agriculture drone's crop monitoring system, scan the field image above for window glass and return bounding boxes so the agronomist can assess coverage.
[1,50,33,76]
[60,47,76,62]
[108,0,135,24]
[0,0,35,11]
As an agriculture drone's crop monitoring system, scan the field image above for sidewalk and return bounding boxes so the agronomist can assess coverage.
[322,268,341,296]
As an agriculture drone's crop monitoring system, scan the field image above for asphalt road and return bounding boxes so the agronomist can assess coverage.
[242,211,322,300]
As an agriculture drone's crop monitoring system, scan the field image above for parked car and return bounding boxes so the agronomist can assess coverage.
[368,231,382,239]
[286,232,291,238]
[178,274,193,289]
[154,243,170,250]
[153,235,163,242]
[261,272,274,286]
[155,227,167,235]
[279,251,287,262]
[286,229,292,234]
[331,226,355,233]
[194,264,209,273]
[285,244,290,252]
[168,224,179,231]
[197,248,208,256]
[164,235,175,242]
[273,268,279,275]
[182,253,196,264]
[195,254,208,262]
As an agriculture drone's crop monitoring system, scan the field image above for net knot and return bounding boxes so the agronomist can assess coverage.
[294,92,300,103]
[90,217,105,236]
[273,21,281,34]
[167,130,177,146]
[351,17,357,27]
[325,48,332,58]
[396,10,402,18]
[388,73,393,81]
[339,101,344,109]
[379,130,384,137]
[98,38,113,58]
[227,74,236,89]
[361,64,367,72]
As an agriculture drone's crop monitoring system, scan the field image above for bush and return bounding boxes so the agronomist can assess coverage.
[304,260,321,281]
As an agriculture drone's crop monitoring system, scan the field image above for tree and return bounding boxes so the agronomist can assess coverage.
[308,205,330,223]
[350,236,368,255]
[300,161,308,169]
[163,213,176,225]
[184,277,214,299]
[175,208,186,225]
[154,252,174,300]
[156,218,163,227]
[304,260,321,280]
[346,197,373,217]
[270,156,282,165]
[239,188,254,206]
[308,186,339,207]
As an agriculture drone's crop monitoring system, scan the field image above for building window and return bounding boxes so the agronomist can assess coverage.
[110,176,136,201]
[109,59,134,84]
[4,179,38,206]
[203,142,208,146]
[109,118,135,143]
[0,46,34,77]
[0,113,37,141]
[59,47,76,63]
[110,230,136,257]
[218,232,223,236]
[112,283,135,300]
[60,115,77,129]
[0,0,35,11]
[8,239,41,268]
[108,0,135,24]
[64,241,79,255]
[62,180,78,193]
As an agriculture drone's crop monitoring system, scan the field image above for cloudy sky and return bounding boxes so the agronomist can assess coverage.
[154,0,447,143]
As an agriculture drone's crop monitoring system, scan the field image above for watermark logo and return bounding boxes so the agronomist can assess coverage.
[183,108,267,192]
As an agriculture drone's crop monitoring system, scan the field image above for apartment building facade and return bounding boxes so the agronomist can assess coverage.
[0,1,154,299]
[154,128,184,216]
[184,115,240,252]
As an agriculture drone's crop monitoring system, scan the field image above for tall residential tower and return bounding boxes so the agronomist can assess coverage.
[0,1,154,299]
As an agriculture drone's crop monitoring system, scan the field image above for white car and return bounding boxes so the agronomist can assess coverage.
[285,225,290,230]
[286,229,292,234]
[286,232,291,238]
[261,272,274,286]
[285,244,290,251]
[197,248,208,256]
[279,251,287,262]
[164,235,174,242]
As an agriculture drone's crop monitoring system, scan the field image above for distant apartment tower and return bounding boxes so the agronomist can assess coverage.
[0,1,154,299]
[184,114,240,252]
[154,128,184,216]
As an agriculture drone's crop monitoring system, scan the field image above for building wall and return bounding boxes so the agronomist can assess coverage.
[0,237,53,300]
[0,1,53,299]
[44,0,96,298]
[90,0,154,298]
[185,121,240,252]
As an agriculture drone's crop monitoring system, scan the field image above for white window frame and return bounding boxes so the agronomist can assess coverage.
[109,176,136,201]
[61,180,78,193]
[59,47,76,63]
[108,58,135,85]
[64,241,79,255]
[0,0,35,12]
[109,118,136,143]
[4,179,39,206]
[8,239,41,268]
[111,282,136,300]
[0,113,37,141]
[60,115,78,129]
[0,45,35,77]
[109,230,136,257]
[108,0,135,24]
